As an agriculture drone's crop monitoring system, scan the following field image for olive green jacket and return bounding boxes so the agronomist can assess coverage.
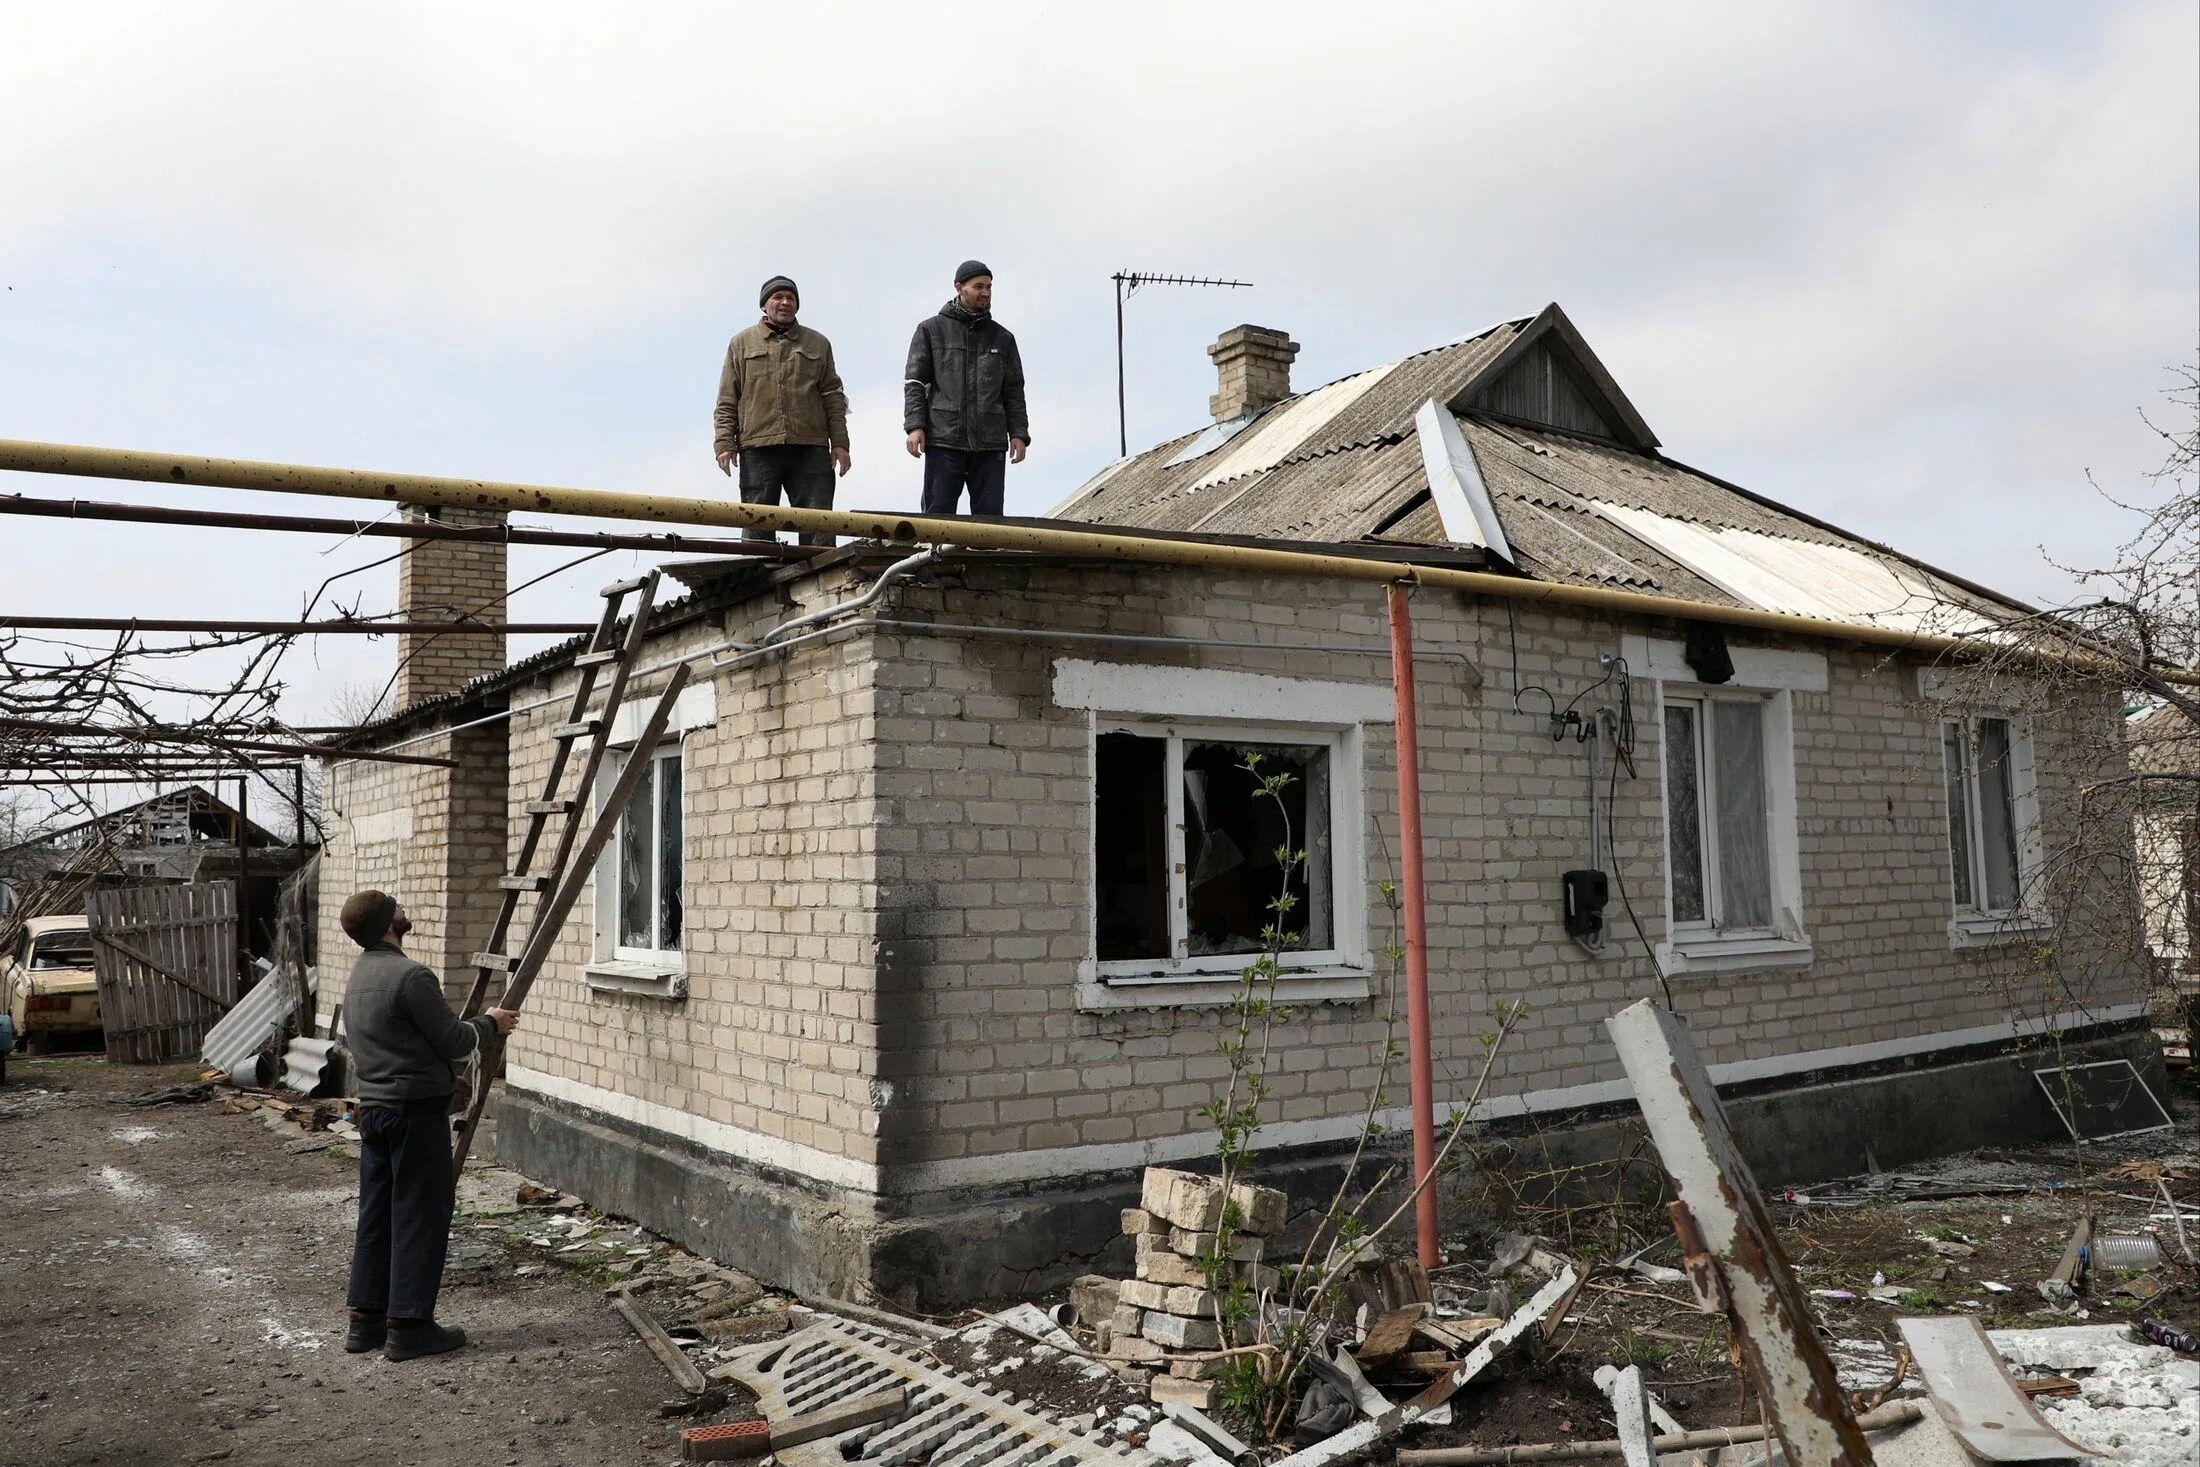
[713,321,850,454]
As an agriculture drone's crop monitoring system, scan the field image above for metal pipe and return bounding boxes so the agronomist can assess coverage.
[0,717,457,768]
[0,491,822,559]
[759,549,940,647]
[0,616,587,635]
[0,436,2143,676]
[1387,586,1440,1268]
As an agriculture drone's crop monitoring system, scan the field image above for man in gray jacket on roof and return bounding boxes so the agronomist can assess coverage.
[337,889,518,1361]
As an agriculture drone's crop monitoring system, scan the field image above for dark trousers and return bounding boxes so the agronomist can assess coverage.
[739,444,836,546]
[347,1098,455,1321]
[920,447,1006,517]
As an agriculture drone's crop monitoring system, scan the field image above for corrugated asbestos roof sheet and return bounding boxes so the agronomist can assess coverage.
[1057,310,2028,633]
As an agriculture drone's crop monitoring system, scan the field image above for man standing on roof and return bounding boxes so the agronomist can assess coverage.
[337,889,518,1361]
[904,260,1029,516]
[714,275,852,547]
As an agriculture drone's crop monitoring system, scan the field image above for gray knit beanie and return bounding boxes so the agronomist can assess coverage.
[759,275,799,308]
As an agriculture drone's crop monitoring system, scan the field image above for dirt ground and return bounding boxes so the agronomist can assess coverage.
[5,1050,2195,1466]
[0,1055,694,1467]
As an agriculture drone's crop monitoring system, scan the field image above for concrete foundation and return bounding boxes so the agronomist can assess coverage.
[491,1021,2165,1310]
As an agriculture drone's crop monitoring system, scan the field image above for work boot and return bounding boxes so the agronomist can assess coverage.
[344,1310,386,1354]
[383,1319,467,1361]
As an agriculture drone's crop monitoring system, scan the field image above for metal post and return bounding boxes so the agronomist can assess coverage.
[1116,275,1129,459]
[1387,584,1440,1266]
[235,777,252,986]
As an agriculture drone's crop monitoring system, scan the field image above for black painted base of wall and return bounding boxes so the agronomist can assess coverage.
[491,1023,2167,1310]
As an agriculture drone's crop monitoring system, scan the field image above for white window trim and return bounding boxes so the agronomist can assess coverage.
[587,735,689,1000]
[1636,639,1815,977]
[1058,658,1378,1012]
[1939,713,2052,950]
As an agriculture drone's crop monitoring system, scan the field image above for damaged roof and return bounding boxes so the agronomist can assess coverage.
[1054,304,2027,637]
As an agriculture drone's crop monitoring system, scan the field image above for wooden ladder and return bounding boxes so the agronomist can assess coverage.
[457,570,660,1022]
[449,569,691,1178]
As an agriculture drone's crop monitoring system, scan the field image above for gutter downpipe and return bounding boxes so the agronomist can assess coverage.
[1,436,2180,684]
[1387,585,1440,1268]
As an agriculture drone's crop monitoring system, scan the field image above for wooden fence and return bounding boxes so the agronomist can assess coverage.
[87,882,238,1063]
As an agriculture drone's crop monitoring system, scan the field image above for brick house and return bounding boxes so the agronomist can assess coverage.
[318,305,2153,1307]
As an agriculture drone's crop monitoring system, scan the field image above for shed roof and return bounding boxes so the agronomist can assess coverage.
[1054,304,2027,638]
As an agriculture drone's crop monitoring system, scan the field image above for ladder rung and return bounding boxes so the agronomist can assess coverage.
[470,951,517,972]
[524,799,576,816]
[549,719,600,741]
[573,649,621,668]
[600,576,651,598]
[497,875,550,892]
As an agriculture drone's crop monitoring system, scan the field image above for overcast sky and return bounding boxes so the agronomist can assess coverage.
[2,1,2195,818]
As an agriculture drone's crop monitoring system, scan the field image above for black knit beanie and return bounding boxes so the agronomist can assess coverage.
[340,889,397,949]
[954,259,991,285]
[759,275,799,308]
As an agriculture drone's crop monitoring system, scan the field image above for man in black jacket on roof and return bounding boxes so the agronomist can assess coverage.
[336,889,518,1361]
[903,259,1030,516]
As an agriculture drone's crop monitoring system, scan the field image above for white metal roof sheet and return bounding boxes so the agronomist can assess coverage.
[1189,361,1401,491]
[1591,501,1997,636]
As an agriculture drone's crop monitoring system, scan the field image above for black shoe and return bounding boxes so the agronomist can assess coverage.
[344,1313,387,1354]
[383,1319,467,1361]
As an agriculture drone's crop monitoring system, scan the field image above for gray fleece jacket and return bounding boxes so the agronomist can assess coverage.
[344,943,496,1106]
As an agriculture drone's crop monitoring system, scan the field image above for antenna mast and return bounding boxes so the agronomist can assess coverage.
[1112,270,1252,458]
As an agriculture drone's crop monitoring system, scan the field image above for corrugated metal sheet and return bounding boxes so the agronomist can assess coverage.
[1188,362,1402,489]
[282,1035,337,1095]
[1591,501,1998,634]
[200,970,300,1080]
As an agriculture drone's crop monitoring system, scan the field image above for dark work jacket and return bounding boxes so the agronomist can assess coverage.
[343,942,495,1106]
[902,301,1030,451]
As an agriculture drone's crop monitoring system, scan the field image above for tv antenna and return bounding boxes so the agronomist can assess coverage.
[1112,270,1252,458]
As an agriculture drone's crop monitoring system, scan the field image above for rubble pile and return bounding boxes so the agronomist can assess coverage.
[1079,1167,1289,1409]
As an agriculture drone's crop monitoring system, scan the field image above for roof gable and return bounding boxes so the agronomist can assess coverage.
[1448,303,1658,451]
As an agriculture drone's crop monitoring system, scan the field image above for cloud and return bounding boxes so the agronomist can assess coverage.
[0,0,2192,723]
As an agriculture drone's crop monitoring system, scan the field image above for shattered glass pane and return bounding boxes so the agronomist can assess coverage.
[1664,704,1706,924]
[618,755,654,949]
[1184,741,1326,957]
[658,752,683,949]
[1943,723,1974,907]
[1713,700,1771,930]
[1977,718,2022,911]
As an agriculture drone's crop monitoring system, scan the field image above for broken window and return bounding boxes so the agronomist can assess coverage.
[30,931,95,970]
[1944,716,2028,915]
[1662,693,1773,932]
[1093,725,1338,972]
[614,744,684,957]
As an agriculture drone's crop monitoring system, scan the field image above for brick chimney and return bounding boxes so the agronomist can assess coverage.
[394,504,508,710]
[1208,324,1300,421]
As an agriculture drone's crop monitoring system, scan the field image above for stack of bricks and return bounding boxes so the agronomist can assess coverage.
[1100,1167,1289,1408]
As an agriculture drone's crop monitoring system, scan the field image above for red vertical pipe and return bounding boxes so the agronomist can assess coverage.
[1387,584,1440,1267]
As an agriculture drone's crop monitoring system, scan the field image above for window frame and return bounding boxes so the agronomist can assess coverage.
[1080,715,1371,1010]
[1939,712,2051,948]
[587,737,690,999]
[1640,650,1815,977]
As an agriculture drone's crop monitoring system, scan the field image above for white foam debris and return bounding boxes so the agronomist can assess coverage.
[1991,1325,2200,1467]
[95,1166,154,1201]
[111,1126,165,1144]
[259,1316,326,1351]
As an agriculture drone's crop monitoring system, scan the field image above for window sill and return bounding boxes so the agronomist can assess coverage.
[1657,933,1815,977]
[1076,961,1372,1013]
[582,959,688,1000]
[1949,912,2055,951]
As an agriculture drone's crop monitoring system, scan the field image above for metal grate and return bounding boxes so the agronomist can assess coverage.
[718,1318,1162,1467]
